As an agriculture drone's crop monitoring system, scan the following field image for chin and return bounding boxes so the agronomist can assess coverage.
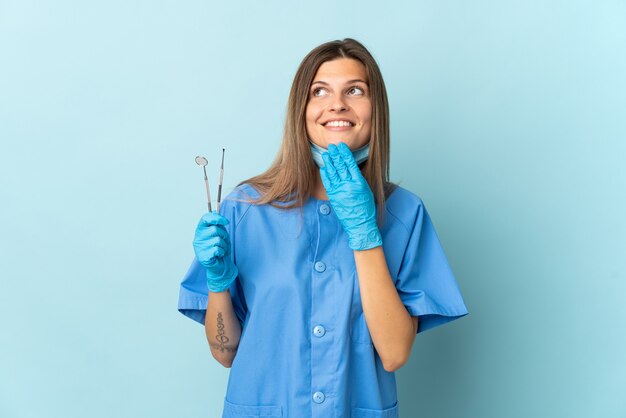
[324,138,357,148]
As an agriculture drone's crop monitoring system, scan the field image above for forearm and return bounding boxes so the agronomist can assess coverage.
[353,246,416,372]
[205,289,241,368]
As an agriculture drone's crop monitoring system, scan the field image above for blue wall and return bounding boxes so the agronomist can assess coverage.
[1,1,625,417]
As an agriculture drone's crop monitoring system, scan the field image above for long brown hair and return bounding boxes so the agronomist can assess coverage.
[238,38,397,226]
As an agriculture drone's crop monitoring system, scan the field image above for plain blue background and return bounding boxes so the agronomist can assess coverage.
[1,1,625,417]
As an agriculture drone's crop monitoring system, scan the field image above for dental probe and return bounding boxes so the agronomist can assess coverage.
[217,148,225,212]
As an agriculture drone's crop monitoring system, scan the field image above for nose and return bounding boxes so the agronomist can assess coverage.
[329,95,348,112]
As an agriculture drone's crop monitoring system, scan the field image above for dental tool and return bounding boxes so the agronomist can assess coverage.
[217,148,225,212]
[195,155,212,212]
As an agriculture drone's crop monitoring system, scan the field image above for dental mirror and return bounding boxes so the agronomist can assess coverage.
[195,155,212,212]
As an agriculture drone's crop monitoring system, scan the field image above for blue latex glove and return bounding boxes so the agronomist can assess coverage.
[193,211,239,292]
[319,142,383,250]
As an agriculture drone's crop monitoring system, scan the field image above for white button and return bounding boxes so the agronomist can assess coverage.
[312,391,325,403]
[314,261,326,272]
[313,325,326,337]
[319,204,331,215]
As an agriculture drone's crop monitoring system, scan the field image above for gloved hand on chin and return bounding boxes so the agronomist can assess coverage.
[319,142,383,251]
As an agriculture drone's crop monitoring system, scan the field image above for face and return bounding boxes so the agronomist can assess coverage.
[305,58,372,150]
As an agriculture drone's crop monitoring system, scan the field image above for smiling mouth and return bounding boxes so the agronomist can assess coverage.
[323,120,354,127]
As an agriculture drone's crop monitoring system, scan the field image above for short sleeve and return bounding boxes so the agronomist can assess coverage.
[177,258,247,326]
[395,201,468,334]
[177,195,248,327]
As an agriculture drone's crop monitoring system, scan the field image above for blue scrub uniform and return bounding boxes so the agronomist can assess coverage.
[178,183,468,418]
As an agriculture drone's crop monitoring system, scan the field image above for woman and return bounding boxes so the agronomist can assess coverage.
[178,38,468,418]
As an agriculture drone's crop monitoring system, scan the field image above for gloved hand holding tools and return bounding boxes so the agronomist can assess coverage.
[193,211,238,292]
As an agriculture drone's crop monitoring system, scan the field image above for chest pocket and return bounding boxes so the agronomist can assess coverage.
[223,399,282,418]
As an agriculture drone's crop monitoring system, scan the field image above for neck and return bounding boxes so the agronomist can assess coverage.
[312,171,329,201]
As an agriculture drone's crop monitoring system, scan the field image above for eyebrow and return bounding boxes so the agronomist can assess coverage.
[311,79,368,86]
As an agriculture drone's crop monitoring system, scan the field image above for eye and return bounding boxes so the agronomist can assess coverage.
[347,86,365,96]
[312,87,328,97]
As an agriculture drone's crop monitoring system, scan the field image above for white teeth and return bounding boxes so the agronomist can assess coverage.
[325,120,352,127]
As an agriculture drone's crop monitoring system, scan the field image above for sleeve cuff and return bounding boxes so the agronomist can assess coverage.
[404,300,469,334]
[177,285,208,325]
